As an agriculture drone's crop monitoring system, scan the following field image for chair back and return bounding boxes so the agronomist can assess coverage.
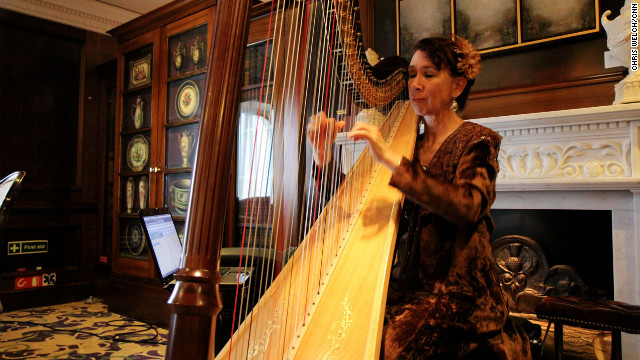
[0,171,26,226]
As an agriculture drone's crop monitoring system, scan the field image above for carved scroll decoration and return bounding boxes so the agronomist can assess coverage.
[497,139,631,180]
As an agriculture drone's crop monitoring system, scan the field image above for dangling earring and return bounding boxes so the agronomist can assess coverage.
[450,98,459,112]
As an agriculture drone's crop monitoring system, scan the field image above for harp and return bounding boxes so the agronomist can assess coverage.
[165,1,417,359]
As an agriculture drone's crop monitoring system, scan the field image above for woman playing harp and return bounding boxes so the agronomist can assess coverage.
[308,36,532,359]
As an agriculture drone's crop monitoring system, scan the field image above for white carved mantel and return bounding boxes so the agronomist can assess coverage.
[473,103,640,359]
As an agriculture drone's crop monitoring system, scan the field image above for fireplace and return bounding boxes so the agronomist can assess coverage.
[492,209,614,293]
[490,209,614,315]
[472,103,640,359]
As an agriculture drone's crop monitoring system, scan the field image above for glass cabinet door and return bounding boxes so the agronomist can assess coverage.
[118,43,153,262]
[112,8,213,277]
[162,22,209,242]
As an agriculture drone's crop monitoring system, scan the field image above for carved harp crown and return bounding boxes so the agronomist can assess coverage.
[166,1,417,359]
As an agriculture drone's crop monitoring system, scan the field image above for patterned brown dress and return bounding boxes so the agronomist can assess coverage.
[382,121,531,359]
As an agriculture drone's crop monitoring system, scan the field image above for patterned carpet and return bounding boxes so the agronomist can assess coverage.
[0,299,167,359]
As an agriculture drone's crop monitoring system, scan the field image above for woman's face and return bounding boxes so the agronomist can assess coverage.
[408,50,465,117]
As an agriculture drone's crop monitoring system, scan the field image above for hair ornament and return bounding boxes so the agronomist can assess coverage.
[451,35,481,80]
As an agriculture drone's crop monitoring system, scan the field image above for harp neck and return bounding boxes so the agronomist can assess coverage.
[165,1,253,359]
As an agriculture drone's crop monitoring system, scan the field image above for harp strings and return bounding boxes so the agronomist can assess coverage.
[229,0,395,357]
[230,0,281,357]
[231,0,308,356]
[307,0,354,317]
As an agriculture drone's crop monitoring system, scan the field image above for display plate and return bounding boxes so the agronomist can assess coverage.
[176,80,200,120]
[126,222,146,256]
[127,135,149,172]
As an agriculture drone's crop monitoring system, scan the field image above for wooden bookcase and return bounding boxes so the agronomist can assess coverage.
[108,1,215,279]
[107,0,276,282]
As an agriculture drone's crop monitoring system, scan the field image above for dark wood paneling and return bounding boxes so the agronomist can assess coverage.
[464,72,625,119]
[0,283,92,311]
[0,10,82,191]
[1,224,81,272]
[0,9,118,311]
[373,0,398,58]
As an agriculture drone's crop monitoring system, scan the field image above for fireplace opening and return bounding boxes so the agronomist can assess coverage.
[490,209,614,302]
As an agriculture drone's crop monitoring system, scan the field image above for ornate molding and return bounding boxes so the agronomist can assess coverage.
[614,74,640,104]
[0,0,140,33]
[496,120,630,140]
[498,139,631,181]
[472,103,640,190]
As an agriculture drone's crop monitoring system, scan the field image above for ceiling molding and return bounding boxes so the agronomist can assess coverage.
[0,0,142,34]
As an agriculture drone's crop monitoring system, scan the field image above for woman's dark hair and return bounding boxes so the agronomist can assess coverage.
[412,37,476,111]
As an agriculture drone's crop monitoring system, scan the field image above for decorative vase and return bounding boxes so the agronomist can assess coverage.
[191,36,204,70]
[177,130,196,167]
[131,95,144,129]
[174,42,185,73]
[138,176,148,210]
[126,177,135,213]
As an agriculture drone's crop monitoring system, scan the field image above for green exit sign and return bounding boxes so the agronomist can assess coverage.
[7,240,48,255]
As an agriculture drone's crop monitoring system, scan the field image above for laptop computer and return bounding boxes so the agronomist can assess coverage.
[140,207,256,290]
[139,207,183,289]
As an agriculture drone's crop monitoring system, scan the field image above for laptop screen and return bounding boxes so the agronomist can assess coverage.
[141,212,182,280]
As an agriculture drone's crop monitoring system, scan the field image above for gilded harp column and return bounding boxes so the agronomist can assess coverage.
[165,1,252,359]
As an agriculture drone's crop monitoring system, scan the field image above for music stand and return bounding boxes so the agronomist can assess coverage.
[0,171,26,227]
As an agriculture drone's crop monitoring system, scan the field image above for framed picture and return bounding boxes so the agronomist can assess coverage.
[455,0,517,51]
[521,0,597,42]
[397,0,599,56]
[128,54,152,89]
[398,0,451,60]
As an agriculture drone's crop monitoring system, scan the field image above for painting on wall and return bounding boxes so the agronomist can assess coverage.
[398,0,451,60]
[521,0,597,42]
[455,0,517,51]
[397,0,599,57]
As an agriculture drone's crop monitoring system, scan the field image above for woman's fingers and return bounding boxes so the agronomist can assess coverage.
[307,112,345,167]
[347,121,401,171]
[348,122,378,142]
[309,112,345,145]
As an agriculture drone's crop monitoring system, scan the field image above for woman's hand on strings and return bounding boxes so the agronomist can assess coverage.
[348,121,402,172]
[307,111,345,168]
